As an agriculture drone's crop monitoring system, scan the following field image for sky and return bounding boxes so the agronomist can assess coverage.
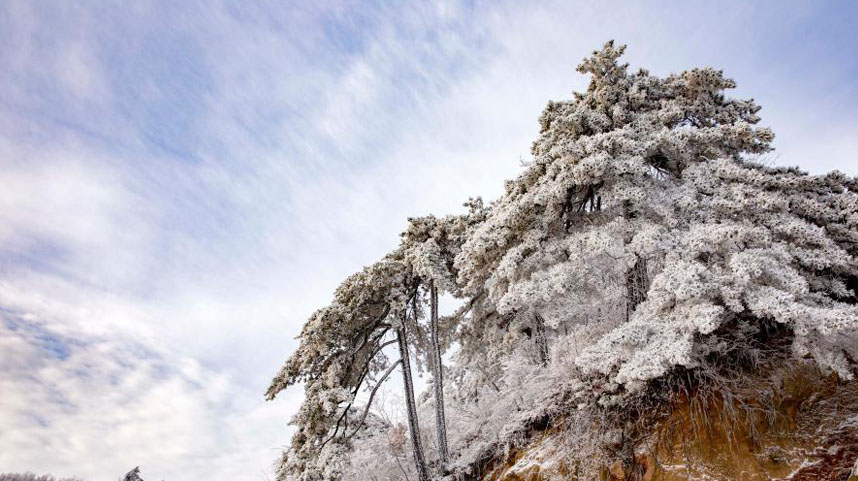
[0,1,856,480]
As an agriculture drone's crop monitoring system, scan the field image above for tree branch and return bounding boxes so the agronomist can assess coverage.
[321,337,397,449]
[347,359,402,439]
[350,338,398,397]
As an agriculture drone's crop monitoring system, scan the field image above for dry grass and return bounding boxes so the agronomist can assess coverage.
[465,318,858,481]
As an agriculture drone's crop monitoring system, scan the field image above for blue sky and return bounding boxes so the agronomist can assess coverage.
[1,1,857,480]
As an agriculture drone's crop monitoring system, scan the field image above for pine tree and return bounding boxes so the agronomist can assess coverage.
[428,281,449,465]
[266,252,422,481]
[267,41,858,481]
[400,202,486,468]
[121,468,144,481]
[396,323,429,481]
[267,201,486,480]
[453,40,779,384]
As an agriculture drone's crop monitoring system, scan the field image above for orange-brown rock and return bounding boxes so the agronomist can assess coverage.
[478,364,858,481]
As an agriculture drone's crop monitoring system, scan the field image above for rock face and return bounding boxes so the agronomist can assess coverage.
[478,365,858,481]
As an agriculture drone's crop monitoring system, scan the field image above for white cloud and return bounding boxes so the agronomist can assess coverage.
[0,292,299,481]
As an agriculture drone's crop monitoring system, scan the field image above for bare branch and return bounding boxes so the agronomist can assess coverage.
[347,359,402,439]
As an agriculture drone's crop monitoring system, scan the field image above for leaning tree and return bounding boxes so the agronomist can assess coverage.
[267,199,487,481]
[400,198,487,467]
[266,250,430,481]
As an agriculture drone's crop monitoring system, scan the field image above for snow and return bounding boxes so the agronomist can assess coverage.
[266,42,858,480]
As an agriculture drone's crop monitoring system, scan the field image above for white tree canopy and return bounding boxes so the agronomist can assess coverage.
[267,41,858,481]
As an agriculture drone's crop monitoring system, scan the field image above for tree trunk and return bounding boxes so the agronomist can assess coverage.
[625,254,649,322]
[622,200,650,322]
[429,282,450,466]
[533,311,550,366]
[397,325,430,481]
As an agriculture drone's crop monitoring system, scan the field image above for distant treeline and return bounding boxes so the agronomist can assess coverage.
[0,474,84,481]
[1,467,145,481]
[0,467,143,481]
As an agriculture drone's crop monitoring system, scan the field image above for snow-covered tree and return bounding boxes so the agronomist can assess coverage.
[342,417,418,481]
[266,250,430,481]
[441,40,857,475]
[0,474,84,481]
[577,159,858,389]
[267,199,486,481]
[452,40,779,386]
[268,41,858,481]
[400,200,487,468]
[121,468,144,481]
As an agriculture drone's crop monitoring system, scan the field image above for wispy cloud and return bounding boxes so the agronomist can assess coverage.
[1,1,856,480]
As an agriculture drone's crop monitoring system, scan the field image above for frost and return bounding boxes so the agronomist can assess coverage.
[266,42,858,481]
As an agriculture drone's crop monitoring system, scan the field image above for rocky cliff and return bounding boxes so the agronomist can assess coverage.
[474,362,858,481]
